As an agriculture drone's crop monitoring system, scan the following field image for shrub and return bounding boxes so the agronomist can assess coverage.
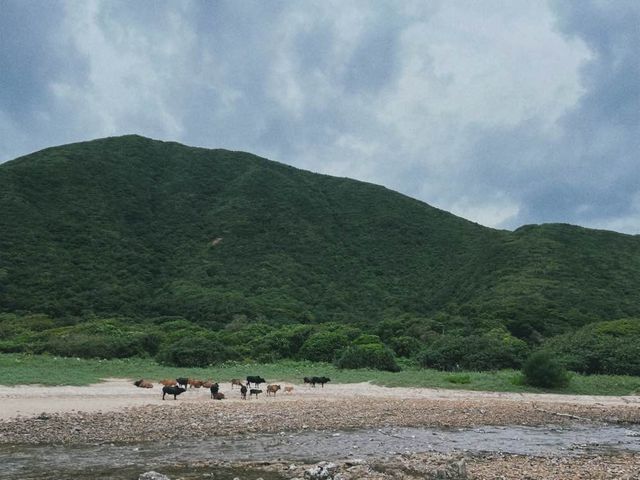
[522,351,569,388]
[42,333,150,359]
[387,335,423,358]
[335,343,401,372]
[417,334,528,371]
[544,319,640,375]
[298,331,350,362]
[447,373,471,384]
[156,336,233,367]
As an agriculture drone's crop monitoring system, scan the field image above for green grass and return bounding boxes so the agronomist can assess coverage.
[1,354,638,395]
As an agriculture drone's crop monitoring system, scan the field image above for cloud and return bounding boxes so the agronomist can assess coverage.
[0,0,638,232]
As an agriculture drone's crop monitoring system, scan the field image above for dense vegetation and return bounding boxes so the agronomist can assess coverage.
[1,135,639,374]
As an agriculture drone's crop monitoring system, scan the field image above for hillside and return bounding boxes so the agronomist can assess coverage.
[1,135,640,368]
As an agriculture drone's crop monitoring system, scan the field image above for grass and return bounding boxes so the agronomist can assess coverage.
[0,354,639,395]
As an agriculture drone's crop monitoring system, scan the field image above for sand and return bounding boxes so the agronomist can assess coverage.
[1,378,639,421]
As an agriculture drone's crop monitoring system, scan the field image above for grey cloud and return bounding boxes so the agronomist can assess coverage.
[0,0,638,233]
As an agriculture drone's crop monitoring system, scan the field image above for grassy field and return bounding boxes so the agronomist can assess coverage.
[0,354,639,395]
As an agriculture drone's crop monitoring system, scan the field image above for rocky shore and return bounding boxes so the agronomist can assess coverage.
[137,453,640,480]
[1,395,638,445]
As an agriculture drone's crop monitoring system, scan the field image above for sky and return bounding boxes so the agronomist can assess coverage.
[1,0,639,233]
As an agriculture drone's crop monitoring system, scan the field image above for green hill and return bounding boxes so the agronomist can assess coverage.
[1,135,639,370]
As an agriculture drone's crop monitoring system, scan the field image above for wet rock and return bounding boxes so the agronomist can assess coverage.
[138,471,170,480]
[304,461,338,479]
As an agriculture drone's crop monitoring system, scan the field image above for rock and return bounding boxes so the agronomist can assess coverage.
[304,461,339,479]
[138,471,170,480]
[431,458,468,479]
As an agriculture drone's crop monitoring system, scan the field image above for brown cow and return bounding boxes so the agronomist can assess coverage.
[231,379,243,389]
[284,385,294,394]
[211,392,225,400]
[202,380,214,388]
[188,379,204,389]
[159,379,177,386]
[266,384,281,397]
[133,379,153,388]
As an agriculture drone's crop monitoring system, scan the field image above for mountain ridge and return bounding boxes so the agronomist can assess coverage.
[1,135,639,344]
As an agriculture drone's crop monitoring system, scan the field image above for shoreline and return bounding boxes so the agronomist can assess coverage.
[0,379,638,445]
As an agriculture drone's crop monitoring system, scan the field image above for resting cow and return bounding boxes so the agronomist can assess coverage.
[162,386,186,400]
[211,392,225,400]
[133,379,153,388]
[210,383,220,399]
[284,385,294,394]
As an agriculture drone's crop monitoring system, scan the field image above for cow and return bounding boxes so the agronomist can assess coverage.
[240,385,247,400]
[176,377,189,389]
[246,376,266,387]
[133,379,153,388]
[159,379,177,386]
[211,392,225,400]
[202,380,214,388]
[304,376,331,387]
[266,384,281,397]
[284,385,294,394]
[249,388,262,399]
[188,379,204,389]
[231,379,244,389]
[210,383,220,399]
[314,376,331,388]
[162,385,186,400]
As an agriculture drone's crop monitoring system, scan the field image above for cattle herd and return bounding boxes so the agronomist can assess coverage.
[133,375,331,401]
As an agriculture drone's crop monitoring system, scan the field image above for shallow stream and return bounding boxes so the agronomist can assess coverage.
[2,424,639,479]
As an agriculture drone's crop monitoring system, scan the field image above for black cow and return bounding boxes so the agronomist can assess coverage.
[249,388,262,399]
[246,375,266,387]
[305,376,331,387]
[162,385,186,400]
[209,382,220,399]
[240,385,247,400]
[314,376,330,388]
[176,377,189,389]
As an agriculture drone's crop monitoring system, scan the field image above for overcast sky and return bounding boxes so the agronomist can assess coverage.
[1,0,639,233]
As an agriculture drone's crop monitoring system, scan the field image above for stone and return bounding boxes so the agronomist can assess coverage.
[304,461,339,479]
[138,471,171,480]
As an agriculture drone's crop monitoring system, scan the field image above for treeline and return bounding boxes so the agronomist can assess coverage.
[1,313,637,376]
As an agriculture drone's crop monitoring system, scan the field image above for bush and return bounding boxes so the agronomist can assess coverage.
[387,335,423,358]
[156,336,233,367]
[544,319,640,375]
[41,333,152,359]
[298,331,350,362]
[447,373,471,384]
[417,334,528,371]
[335,343,401,372]
[522,351,569,388]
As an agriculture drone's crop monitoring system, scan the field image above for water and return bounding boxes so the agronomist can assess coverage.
[2,424,639,479]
